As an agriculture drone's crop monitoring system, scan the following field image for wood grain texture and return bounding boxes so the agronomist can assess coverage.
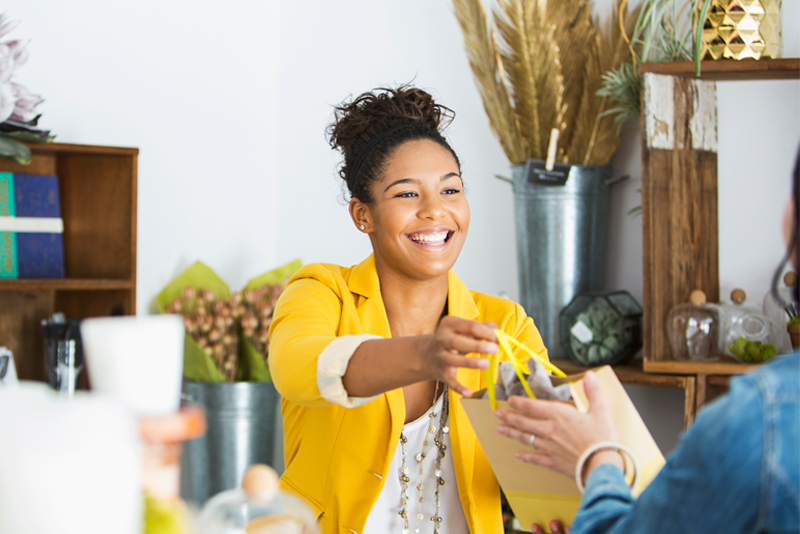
[550,359,692,389]
[55,290,130,319]
[59,153,135,279]
[0,290,53,380]
[0,142,137,382]
[695,374,708,413]
[0,279,131,291]
[683,375,696,429]
[640,58,800,80]
[642,74,719,367]
[643,359,759,375]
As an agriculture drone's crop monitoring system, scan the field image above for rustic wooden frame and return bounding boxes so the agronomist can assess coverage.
[640,58,799,375]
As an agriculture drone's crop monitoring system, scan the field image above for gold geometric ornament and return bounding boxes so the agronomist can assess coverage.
[698,0,782,60]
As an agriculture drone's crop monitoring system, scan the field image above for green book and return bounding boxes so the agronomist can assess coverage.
[0,172,16,278]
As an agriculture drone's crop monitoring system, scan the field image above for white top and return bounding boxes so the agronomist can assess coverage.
[363,395,469,534]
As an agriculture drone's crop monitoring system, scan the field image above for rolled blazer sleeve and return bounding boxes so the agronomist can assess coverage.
[268,268,382,408]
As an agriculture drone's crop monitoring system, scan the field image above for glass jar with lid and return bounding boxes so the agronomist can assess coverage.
[199,464,319,534]
[666,290,720,361]
[717,289,785,363]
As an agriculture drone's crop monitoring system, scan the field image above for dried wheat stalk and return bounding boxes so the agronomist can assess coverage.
[453,0,639,166]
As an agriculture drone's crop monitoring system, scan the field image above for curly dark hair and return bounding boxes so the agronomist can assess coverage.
[327,85,460,203]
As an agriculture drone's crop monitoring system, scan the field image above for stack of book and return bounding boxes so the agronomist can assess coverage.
[0,172,65,278]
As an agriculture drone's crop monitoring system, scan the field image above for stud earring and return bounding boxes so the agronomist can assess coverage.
[360,225,365,230]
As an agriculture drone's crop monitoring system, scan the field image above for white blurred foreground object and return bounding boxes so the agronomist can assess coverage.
[199,464,319,534]
[0,383,142,534]
[81,315,185,415]
[0,346,18,386]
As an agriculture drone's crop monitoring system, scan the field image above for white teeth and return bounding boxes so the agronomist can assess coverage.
[410,232,448,244]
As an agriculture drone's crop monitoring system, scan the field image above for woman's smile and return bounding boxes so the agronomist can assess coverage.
[406,228,454,249]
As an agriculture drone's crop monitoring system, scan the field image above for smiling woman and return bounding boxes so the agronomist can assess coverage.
[268,86,550,534]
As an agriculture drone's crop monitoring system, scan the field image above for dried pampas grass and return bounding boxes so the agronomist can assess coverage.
[453,0,639,166]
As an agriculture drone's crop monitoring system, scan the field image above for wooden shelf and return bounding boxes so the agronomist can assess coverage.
[551,358,693,388]
[0,278,132,291]
[643,358,760,376]
[640,57,800,80]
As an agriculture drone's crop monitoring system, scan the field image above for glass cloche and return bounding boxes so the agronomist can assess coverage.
[717,289,785,363]
[199,464,319,534]
[667,290,720,361]
[559,291,643,366]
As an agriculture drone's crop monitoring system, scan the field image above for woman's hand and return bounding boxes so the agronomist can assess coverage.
[420,316,496,397]
[531,520,569,534]
[495,371,621,480]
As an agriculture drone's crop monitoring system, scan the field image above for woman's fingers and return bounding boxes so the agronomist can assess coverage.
[583,371,608,415]
[441,316,498,344]
[507,394,561,419]
[441,352,490,370]
[496,423,560,461]
[442,374,473,398]
[496,407,552,437]
[515,449,557,469]
[531,521,567,534]
[445,333,498,356]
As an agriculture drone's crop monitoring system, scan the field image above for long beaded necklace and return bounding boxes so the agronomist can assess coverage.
[398,382,450,534]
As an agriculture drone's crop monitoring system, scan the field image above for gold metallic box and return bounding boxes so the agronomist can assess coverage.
[698,0,782,60]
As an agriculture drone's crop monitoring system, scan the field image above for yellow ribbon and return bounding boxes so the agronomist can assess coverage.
[485,330,567,410]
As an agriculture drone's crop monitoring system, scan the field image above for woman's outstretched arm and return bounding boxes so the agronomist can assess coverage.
[342,315,497,398]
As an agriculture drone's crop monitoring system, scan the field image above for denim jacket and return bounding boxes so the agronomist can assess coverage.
[571,353,800,534]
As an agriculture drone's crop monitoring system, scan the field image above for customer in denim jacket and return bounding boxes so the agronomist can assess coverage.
[496,151,800,534]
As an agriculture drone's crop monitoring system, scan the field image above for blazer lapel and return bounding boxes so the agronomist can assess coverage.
[347,255,405,438]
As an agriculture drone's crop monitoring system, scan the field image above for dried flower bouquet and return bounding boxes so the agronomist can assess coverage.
[156,260,301,382]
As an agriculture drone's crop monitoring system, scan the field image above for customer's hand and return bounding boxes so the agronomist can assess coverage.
[496,371,621,480]
[531,520,569,534]
[421,316,496,397]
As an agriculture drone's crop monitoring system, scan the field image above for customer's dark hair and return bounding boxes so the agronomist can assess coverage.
[327,85,460,203]
[771,146,800,304]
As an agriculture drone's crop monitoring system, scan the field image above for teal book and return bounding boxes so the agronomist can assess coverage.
[0,172,16,278]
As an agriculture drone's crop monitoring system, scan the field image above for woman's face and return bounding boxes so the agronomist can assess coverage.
[354,139,470,281]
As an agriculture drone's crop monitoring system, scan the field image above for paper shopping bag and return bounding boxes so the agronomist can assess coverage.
[461,366,665,531]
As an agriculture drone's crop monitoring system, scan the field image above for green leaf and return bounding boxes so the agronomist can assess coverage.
[0,135,31,165]
[4,130,55,143]
[694,0,713,75]
[155,261,231,382]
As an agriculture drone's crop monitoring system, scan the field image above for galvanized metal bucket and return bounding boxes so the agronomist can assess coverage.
[180,381,281,506]
[511,162,611,358]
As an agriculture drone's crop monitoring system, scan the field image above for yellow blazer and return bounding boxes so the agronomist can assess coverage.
[269,255,547,534]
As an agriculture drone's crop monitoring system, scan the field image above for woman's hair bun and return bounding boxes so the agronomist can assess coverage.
[327,85,458,202]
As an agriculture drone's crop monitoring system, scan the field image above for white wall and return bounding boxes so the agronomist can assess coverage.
[8,0,799,453]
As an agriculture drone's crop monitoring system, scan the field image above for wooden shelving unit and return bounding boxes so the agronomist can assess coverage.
[639,58,797,402]
[640,57,800,80]
[0,279,132,291]
[0,142,137,381]
[643,357,759,375]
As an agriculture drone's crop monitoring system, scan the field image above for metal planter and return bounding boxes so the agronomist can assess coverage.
[512,162,611,358]
[180,381,281,506]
